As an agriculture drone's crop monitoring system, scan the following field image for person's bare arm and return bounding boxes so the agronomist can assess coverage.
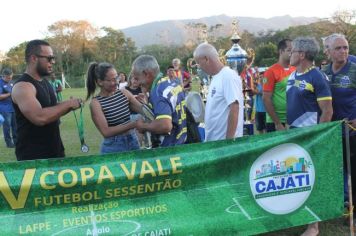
[263,91,285,130]
[250,79,259,95]
[0,92,11,100]
[90,98,136,138]
[11,82,81,126]
[121,89,143,114]
[226,101,239,139]
[318,100,333,123]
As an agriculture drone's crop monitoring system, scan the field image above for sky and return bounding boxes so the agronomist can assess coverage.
[0,0,355,53]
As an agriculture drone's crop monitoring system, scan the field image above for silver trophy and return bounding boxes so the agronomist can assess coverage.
[141,104,155,149]
[225,19,247,73]
[225,32,247,74]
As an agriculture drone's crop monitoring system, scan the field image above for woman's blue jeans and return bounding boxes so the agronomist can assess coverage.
[100,129,140,154]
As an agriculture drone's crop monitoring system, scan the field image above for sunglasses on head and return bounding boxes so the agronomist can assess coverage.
[36,54,56,63]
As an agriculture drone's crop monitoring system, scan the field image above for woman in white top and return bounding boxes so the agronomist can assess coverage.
[117,72,128,90]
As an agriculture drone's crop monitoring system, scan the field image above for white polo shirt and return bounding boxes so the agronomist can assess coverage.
[204,66,244,141]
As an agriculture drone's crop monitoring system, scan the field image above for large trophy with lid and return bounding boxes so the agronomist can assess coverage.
[225,20,247,74]
[225,20,255,135]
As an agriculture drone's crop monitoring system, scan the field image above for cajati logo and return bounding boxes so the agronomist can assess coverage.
[249,143,315,215]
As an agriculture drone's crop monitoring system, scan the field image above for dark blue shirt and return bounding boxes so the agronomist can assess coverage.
[322,61,356,123]
[287,67,332,128]
[150,77,187,147]
[0,77,14,112]
[349,55,356,64]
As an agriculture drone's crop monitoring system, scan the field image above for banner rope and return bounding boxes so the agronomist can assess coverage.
[347,123,356,131]
[343,118,356,131]
[343,205,354,217]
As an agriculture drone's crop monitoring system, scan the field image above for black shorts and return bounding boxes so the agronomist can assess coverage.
[343,135,356,200]
[255,112,266,131]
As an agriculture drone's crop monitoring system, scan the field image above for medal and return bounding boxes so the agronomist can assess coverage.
[73,103,89,153]
[81,144,89,153]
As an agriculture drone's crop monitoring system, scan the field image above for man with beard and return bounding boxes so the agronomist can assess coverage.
[263,39,295,132]
[11,40,82,161]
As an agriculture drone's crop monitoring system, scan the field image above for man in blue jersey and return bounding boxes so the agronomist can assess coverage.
[0,68,17,148]
[287,37,333,236]
[322,33,356,221]
[132,55,187,147]
[287,37,333,128]
[322,33,356,64]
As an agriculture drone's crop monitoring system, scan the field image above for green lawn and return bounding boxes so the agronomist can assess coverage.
[0,82,205,162]
[0,88,102,162]
[0,87,351,235]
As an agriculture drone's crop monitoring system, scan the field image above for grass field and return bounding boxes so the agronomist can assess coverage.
[0,87,351,235]
[0,88,102,163]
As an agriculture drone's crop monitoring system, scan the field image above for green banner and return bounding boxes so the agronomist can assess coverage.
[0,121,344,235]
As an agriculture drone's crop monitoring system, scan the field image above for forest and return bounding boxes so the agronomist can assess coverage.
[1,10,355,87]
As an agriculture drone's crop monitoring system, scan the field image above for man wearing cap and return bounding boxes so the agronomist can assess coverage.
[0,68,17,148]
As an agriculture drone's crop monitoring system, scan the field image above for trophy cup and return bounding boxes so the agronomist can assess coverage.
[225,20,247,74]
[225,20,254,136]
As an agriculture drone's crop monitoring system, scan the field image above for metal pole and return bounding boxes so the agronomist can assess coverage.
[345,120,354,236]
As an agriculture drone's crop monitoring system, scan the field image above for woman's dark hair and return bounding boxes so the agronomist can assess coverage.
[86,62,114,100]
[119,72,127,81]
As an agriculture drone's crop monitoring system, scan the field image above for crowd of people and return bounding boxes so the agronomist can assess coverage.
[247,34,355,235]
[0,33,355,235]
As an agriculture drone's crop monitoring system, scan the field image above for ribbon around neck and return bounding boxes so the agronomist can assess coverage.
[73,105,89,152]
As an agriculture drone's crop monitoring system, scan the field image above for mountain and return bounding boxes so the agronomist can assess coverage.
[121,14,318,47]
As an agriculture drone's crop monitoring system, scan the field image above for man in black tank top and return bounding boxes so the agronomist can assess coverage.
[11,40,82,161]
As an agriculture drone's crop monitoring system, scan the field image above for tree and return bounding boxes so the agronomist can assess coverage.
[3,10,355,87]
[121,37,137,72]
[140,44,192,72]
[330,10,356,54]
[95,27,136,73]
[96,27,125,62]
[47,20,99,80]
[2,42,27,75]
[240,30,257,49]
[254,42,277,67]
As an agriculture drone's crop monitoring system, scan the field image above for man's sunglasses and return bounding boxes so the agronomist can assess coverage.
[36,54,56,63]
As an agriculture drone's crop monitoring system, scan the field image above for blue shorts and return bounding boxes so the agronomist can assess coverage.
[100,130,140,154]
